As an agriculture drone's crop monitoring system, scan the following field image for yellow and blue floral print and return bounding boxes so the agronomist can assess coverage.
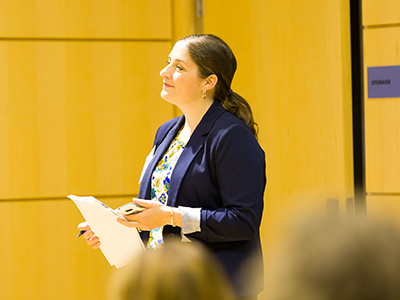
[147,132,186,249]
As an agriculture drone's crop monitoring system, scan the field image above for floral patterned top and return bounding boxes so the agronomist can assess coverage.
[147,130,186,249]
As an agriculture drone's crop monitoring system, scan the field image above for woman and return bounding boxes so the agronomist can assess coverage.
[80,34,266,299]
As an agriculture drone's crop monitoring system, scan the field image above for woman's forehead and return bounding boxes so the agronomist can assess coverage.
[170,41,189,59]
[169,42,198,69]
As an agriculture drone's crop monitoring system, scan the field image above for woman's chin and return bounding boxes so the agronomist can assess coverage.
[160,90,168,99]
[160,91,173,103]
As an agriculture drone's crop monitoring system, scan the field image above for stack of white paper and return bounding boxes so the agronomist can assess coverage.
[68,195,145,268]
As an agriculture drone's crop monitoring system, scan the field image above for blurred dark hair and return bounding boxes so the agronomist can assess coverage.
[108,241,234,300]
[266,215,400,300]
[178,34,258,138]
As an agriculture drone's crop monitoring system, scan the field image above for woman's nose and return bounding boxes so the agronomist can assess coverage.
[160,66,170,78]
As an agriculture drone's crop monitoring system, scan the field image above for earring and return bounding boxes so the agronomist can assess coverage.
[202,90,207,99]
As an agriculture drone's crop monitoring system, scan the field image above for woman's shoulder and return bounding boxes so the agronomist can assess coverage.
[214,110,254,136]
[206,110,262,150]
[153,116,182,143]
[209,111,265,160]
[158,116,181,131]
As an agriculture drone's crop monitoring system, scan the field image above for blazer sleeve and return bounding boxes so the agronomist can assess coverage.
[189,123,266,243]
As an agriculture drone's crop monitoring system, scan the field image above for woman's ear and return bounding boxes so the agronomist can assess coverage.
[203,74,218,92]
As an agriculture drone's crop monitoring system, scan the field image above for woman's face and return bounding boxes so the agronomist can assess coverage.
[159,41,205,107]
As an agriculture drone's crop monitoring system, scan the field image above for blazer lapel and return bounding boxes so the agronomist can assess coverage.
[167,101,226,207]
[167,132,205,207]
[139,116,184,199]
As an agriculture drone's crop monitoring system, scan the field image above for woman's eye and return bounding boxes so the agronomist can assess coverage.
[165,60,183,71]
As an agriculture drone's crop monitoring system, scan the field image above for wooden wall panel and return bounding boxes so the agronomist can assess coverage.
[0,197,133,299]
[203,0,353,297]
[172,0,200,40]
[0,0,172,39]
[0,0,195,299]
[362,0,400,26]
[0,41,174,200]
[363,28,400,194]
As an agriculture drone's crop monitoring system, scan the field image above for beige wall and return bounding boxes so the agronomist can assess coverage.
[1,0,356,299]
[362,0,400,225]
[202,0,354,297]
[0,1,179,299]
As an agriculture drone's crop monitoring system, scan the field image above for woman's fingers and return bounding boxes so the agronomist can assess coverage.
[78,221,90,231]
[92,241,101,249]
[132,198,154,208]
[81,229,101,249]
[82,230,94,239]
[77,222,100,249]
[117,218,141,229]
[87,235,101,249]
[117,202,170,230]
[87,235,100,248]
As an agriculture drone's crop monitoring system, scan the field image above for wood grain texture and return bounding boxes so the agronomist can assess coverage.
[0,41,174,200]
[0,0,172,39]
[203,0,354,297]
[0,197,135,299]
[362,0,400,26]
[0,1,196,299]
[363,27,400,194]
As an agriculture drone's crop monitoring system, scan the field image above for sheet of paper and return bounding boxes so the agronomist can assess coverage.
[68,195,145,268]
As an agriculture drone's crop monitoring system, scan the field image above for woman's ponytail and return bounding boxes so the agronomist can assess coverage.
[222,91,258,139]
[179,34,259,138]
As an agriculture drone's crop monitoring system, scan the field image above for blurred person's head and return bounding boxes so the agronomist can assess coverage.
[265,215,400,300]
[108,241,235,300]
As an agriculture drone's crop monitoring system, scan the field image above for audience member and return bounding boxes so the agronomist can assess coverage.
[265,215,400,300]
[108,241,235,300]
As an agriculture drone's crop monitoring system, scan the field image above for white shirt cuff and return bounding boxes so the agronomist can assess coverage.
[179,206,201,234]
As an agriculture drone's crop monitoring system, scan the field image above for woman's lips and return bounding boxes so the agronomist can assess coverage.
[163,82,173,88]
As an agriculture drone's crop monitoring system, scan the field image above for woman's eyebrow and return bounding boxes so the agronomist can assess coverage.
[168,56,187,65]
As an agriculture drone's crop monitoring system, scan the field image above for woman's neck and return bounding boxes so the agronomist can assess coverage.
[179,98,214,139]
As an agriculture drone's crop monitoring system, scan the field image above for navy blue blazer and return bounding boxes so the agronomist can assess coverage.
[138,101,266,297]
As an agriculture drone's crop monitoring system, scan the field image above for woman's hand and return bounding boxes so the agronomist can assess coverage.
[117,199,171,231]
[78,222,101,249]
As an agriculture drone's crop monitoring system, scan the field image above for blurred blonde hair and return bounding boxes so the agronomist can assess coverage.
[108,241,235,300]
[265,215,400,300]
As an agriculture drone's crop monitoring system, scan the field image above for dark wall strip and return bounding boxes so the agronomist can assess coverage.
[350,0,367,216]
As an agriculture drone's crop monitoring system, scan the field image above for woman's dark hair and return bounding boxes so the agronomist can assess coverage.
[178,34,259,138]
